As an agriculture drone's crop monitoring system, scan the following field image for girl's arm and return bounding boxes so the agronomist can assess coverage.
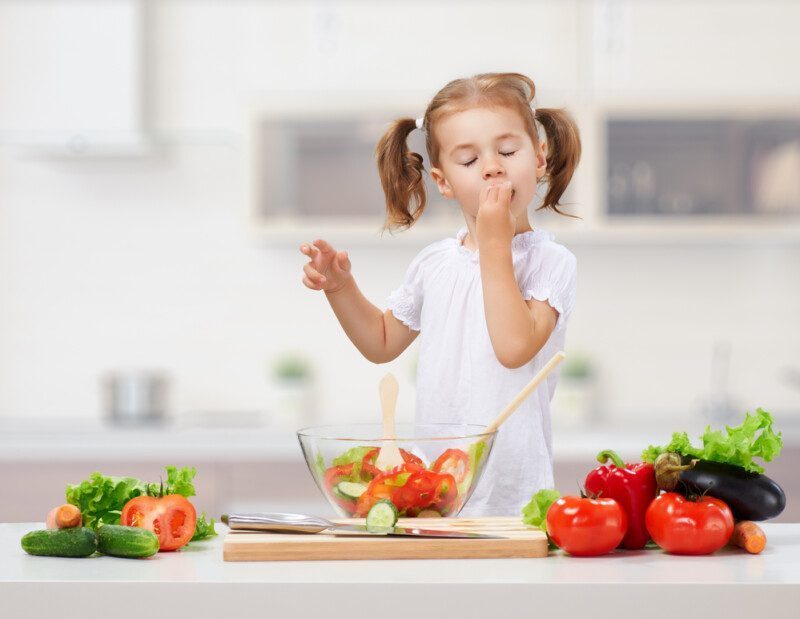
[301,239,418,363]
[479,243,558,368]
[325,279,418,363]
[476,183,558,369]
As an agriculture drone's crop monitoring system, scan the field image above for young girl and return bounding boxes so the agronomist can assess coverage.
[299,72,581,516]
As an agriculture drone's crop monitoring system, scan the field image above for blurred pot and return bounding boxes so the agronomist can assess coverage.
[102,370,170,424]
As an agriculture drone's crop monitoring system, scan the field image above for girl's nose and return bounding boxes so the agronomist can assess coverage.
[482,157,504,180]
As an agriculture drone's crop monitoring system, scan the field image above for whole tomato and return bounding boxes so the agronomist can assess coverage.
[546,496,628,556]
[645,492,734,555]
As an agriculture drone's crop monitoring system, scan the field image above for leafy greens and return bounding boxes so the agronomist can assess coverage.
[641,408,783,474]
[65,465,217,541]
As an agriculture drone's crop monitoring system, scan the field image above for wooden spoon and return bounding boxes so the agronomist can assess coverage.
[374,373,404,471]
[485,351,566,434]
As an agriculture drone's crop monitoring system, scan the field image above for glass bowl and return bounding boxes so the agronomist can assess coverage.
[297,423,496,518]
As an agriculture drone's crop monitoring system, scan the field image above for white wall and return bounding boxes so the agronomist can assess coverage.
[0,1,798,426]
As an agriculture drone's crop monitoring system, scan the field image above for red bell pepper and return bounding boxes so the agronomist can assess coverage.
[584,449,658,550]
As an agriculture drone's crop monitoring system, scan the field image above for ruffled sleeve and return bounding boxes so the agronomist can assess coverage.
[520,243,577,332]
[386,242,443,331]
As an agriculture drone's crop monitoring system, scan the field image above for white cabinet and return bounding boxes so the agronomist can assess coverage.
[591,1,800,102]
[0,0,148,156]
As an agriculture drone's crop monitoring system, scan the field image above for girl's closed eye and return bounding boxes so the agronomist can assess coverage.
[461,151,517,167]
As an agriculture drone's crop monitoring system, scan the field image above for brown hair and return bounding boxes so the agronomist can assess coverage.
[376,72,581,230]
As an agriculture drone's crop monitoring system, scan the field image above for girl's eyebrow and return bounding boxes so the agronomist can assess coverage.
[449,132,522,155]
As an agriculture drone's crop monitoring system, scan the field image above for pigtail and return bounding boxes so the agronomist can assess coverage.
[534,108,582,217]
[376,118,427,230]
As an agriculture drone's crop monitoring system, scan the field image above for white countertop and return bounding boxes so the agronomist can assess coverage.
[2,522,799,618]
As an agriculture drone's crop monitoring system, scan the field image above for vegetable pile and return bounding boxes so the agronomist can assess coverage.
[318,441,487,518]
[522,408,785,556]
[21,465,217,560]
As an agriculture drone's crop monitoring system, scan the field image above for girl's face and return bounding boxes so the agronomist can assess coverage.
[429,105,546,222]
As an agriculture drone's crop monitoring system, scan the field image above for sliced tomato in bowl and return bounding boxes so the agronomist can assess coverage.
[361,448,425,478]
[431,448,470,484]
[121,494,197,551]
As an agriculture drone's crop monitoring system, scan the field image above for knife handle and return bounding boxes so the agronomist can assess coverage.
[222,512,332,533]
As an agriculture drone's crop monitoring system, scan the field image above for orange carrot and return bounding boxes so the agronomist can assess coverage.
[46,504,82,529]
[730,520,766,554]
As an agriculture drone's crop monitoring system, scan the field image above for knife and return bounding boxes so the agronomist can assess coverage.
[222,512,504,539]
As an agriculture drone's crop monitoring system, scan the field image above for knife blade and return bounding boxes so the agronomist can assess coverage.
[222,512,504,539]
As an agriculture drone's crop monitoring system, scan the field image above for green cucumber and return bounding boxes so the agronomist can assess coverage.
[21,527,97,558]
[97,525,159,558]
[336,481,367,500]
[366,500,399,531]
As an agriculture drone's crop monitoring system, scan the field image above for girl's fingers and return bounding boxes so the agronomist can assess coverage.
[479,184,493,206]
[302,275,321,290]
[335,250,351,272]
[499,182,513,205]
[303,262,327,285]
[313,238,336,256]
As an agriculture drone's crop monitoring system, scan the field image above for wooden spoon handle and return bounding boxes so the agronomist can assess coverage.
[485,351,566,434]
[379,373,399,439]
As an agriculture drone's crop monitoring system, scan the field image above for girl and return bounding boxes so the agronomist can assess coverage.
[300,72,580,516]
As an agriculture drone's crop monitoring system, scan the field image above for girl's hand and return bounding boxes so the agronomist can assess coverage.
[476,181,515,247]
[300,239,352,293]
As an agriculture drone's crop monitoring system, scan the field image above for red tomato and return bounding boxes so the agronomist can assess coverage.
[431,449,470,484]
[361,448,424,478]
[353,462,416,517]
[645,492,734,555]
[120,495,197,551]
[546,496,628,556]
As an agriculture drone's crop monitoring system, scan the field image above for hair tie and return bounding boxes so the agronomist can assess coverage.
[415,117,424,130]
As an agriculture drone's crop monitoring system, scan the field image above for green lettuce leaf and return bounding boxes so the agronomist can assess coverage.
[192,512,217,541]
[65,473,145,529]
[456,440,488,496]
[332,446,375,467]
[641,408,783,474]
[521,488,561,530]
[521,488,561,550]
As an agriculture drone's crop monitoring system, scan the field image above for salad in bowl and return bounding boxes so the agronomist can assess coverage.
[297,423,496,518]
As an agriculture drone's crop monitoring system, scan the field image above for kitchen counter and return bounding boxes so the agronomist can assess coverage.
[2,523,799,618]
[3,416,799,461]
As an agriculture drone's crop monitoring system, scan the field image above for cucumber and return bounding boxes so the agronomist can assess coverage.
[97,525,160,558]
[21,527,97,558]
[336,481,367,500]
[366,500,399,531]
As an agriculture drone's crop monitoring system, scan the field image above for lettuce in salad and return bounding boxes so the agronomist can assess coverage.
[641,408,783,474]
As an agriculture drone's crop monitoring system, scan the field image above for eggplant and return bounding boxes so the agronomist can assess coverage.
[654,454,785,521]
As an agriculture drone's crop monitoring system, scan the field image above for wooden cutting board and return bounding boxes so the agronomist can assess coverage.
[223,517,548,561]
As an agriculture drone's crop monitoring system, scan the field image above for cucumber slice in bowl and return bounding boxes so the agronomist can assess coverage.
[336,481,367,500]
[365,499,399,531]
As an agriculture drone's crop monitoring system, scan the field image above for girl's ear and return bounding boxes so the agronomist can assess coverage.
[535,141,548,181]
[429,167,455,199]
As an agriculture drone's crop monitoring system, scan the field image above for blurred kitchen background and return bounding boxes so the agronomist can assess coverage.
[1,1,799,522]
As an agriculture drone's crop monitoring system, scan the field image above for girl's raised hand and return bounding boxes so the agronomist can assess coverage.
[476,181,516,244]
[300,239,352,293]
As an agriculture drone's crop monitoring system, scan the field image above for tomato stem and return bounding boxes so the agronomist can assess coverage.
[596,449,626,468]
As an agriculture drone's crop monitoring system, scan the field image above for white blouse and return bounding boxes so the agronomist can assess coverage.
[387,227,577,516]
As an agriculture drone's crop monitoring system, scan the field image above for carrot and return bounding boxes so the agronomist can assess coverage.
[46,504,82,529]
[730,520,766,554]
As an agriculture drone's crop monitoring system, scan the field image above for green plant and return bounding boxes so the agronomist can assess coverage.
[561,355,593,380]
[273,354,312,381]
